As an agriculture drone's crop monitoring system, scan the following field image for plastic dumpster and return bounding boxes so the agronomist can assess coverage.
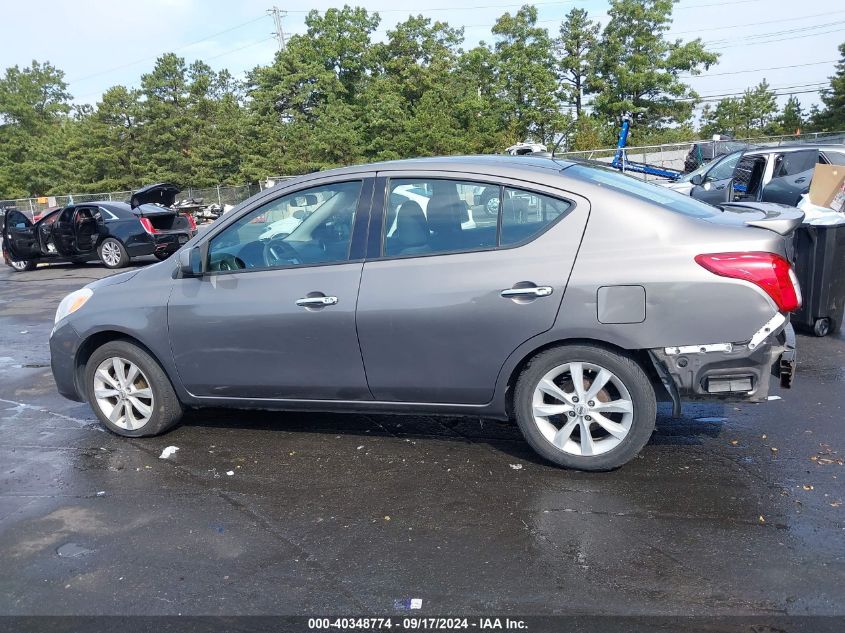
[791,223,845,336]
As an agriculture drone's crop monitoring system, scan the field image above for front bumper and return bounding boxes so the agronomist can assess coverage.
[49,320,85,402]
[652,320,795,405]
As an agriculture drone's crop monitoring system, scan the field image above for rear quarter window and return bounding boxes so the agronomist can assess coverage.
[568,164,718,218]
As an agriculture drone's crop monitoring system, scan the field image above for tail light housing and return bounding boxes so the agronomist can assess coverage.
[183,212,197,231]
[695,252,802,312]
[139,217,159,235]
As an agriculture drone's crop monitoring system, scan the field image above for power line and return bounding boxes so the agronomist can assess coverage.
[704,19,845,46]
[205,37,276,61]
[675,0,764,9]
[681,59,839,79]
[709,26,845,49]
[72,37,277,102]
[670,82,829,103]
[669,9,845,36]
[284,0,578,14]
[67,15,267,85]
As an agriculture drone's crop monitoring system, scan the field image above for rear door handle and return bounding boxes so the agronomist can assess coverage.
[500,286,553,299]
[794,177,807,184]
[295,296,338,307]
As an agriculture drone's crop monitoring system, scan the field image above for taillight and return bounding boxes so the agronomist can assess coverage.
[695,252,802,312]
[184,212,197,231]
[139,217,158,234]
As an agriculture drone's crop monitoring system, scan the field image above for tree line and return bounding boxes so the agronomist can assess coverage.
[1,0,844,198]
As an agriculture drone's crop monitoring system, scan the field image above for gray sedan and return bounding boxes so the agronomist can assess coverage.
[49,156,801,470]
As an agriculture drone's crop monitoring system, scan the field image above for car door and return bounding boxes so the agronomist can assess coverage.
[72,207,101,254]
[762,149,818,205]
[355,173,590,404]
[2,209,42,260]
[50,207,79,255]
[167,176,374,400]
[690,151,742,205]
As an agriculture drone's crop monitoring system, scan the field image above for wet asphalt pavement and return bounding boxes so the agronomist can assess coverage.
[0,259,843,619]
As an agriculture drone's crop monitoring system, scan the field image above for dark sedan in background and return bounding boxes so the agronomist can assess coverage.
[2,183,196,271]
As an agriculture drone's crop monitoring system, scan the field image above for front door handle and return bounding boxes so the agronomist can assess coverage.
[500,286,553,299]
[295,296,338,307]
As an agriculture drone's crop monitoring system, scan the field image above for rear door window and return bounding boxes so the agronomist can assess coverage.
[821,151,845,166]
[500,188,572,246]
[383,179,498,257]
[772,150,818,177]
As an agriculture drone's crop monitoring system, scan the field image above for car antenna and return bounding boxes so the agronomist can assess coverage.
[550,122,576,160]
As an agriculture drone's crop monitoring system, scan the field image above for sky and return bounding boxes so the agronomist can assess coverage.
[2,0,843,118]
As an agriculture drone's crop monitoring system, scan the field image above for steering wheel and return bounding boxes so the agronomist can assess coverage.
[263,238,301,267]
[214,253,246,271]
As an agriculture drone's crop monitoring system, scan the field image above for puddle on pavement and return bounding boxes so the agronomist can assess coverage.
[56,543,94,558]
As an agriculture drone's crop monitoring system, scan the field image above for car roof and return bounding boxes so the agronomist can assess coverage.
[309,155,576,179]
[745,144,845,155]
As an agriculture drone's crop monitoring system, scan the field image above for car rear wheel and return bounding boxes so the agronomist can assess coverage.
[479,190,499,216]
[8,259,37,272]
[98,238,129,269]
[84,340,183,437]
[513,344,656,471]
[813,317,831,337]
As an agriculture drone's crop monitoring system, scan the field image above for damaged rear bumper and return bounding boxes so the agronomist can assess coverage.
[650,315,795,412]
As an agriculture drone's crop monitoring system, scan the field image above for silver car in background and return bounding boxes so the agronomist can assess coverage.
[49,156,801,470]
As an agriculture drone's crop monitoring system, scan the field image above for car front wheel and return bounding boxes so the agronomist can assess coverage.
[513,344,656,471]
[84,340,183,437]
[98,238,129,269]
[8,258,37,272]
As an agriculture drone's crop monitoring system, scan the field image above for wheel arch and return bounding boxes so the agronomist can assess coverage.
[73,330,172,399]
[500,336,661,420]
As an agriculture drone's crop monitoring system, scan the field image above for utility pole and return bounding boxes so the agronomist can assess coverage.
[268,6,287,52]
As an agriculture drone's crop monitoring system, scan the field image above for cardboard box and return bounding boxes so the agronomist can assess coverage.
[808,164,845,210]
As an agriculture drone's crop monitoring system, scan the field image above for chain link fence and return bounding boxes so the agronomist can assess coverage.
[1,184,263,219]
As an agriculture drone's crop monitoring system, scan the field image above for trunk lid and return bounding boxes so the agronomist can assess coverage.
[130,183,180,209]
[707,201,805,236]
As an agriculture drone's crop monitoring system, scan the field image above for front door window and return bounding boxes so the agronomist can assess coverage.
[208,181,363,272]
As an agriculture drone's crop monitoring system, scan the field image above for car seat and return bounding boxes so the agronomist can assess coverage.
[390,200,431,256]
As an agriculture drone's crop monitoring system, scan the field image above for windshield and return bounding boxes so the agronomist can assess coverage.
[568,163,719,218]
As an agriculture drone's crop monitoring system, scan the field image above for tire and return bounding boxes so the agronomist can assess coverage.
[480,190,499,217]
[8,258,37,272]
[84,340,183,437]
[98,238,129,269]
[513,344,656,471]
[813,317,831,337]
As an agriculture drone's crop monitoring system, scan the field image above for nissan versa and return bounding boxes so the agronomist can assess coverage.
[49,156,802,470]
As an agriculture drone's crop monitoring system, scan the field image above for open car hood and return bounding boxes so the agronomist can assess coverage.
[709,201,805,236]
[129,183,180,209]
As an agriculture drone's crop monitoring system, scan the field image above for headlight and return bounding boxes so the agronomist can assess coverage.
[55,288,93,324]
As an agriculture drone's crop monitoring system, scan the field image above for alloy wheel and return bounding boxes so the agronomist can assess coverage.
[101,241,121,267]
[485,196,500,216]
[531,361,634,456]
[93,357,155,430]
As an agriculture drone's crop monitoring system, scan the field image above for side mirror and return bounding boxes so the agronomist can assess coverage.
[690,173,704,186]
[177,246,204,277]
